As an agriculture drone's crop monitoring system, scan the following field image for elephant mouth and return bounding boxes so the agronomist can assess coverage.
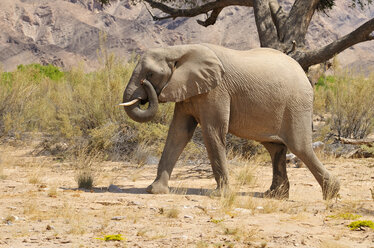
[140,98,148,105]
[120,79,159,123]
[119,80,155,107]
[120,80,165,107]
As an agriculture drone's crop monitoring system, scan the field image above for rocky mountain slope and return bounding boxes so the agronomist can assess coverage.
[0,0,373,71]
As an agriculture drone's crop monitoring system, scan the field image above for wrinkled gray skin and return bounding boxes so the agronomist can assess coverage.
[122,44,340,200]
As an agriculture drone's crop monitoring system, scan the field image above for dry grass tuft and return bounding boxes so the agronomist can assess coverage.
[136,229,148,237]
[223,224,259,243]
[47,185,58,198]
[76,170,94,189]
[28,167,43,185]
[0,156,6,180]
[23,199,41,219]
[159,206,180,219]
[131,142,152,167]
[73,148,101,189]
[129,168,145,182]
[166,206,180,219]
[218,187,239,212]
[234,162,257,186]
[170,181,188,195]
[196,241,209,248]
[68,217,86,235]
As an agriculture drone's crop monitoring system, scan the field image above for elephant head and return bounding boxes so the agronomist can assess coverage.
[120,44,225,122]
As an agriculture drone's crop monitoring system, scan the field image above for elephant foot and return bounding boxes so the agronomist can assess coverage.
[146,181,169,194]
[264,184,289,199]
[209,185,230,197]
[322,176,340,200]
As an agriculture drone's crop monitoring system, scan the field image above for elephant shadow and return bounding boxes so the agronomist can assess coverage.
[115,186,264,198]
[61,186,264,197]
[169,187,264,198]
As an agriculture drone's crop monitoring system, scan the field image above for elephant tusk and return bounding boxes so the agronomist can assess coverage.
[119,98,140,106]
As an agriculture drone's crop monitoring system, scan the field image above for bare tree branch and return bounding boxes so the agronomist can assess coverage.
[269,0,287,40]
[143,0,253,26]
[197,7,223,27]
[296,18,374,70]
[283,0,320,44]
[253,0,279,48]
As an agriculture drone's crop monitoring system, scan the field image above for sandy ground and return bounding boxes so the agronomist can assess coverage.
[0,143,373,248]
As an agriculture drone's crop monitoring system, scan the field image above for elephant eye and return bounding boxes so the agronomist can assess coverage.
[146,72,153,79]
[174,61,178,68]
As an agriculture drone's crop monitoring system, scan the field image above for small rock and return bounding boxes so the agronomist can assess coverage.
[184,215,193,219]
[46,225,54,230]
[128,201,141,206]
[95,201,121,206]
[286,153,303,167]
[60,240,72,244]
[234,208,252,214]
[111,216,125,220]
[256,206,264,210]
[108,184,123,193]
[286,153,296,161]
[12,215,19,221]
[312,141,324,151]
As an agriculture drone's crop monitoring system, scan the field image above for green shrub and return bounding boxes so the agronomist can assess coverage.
[348,220,374,230]
[327,213,362,220]
[17,64,64,81]
[314,72,374,139]
[97,234,125,241]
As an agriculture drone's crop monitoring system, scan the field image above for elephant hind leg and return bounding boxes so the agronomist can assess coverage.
[262,142,289,199]
[287,142,340,200]
[281,109,340,200]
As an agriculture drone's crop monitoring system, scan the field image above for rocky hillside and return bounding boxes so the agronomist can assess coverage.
[0,0,373,71]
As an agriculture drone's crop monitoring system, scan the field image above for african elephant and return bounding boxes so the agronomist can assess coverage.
[120,43,340,200]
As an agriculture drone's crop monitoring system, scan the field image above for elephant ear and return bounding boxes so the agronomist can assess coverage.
[159,45,225,102]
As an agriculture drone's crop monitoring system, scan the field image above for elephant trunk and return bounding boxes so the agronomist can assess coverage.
[122,79,159,123]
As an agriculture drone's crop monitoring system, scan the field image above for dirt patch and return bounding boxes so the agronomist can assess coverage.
[0,144,373,247]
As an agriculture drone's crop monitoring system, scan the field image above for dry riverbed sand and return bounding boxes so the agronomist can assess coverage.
[0,143,373,248]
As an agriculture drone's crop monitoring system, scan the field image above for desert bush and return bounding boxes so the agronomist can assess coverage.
[314,71,374,139]
[76,170,94,189]
[226,134,264,159]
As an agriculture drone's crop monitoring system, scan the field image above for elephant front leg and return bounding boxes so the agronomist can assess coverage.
[147,106,197,194]
[262,142,289,199]
[201,124,229,193]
